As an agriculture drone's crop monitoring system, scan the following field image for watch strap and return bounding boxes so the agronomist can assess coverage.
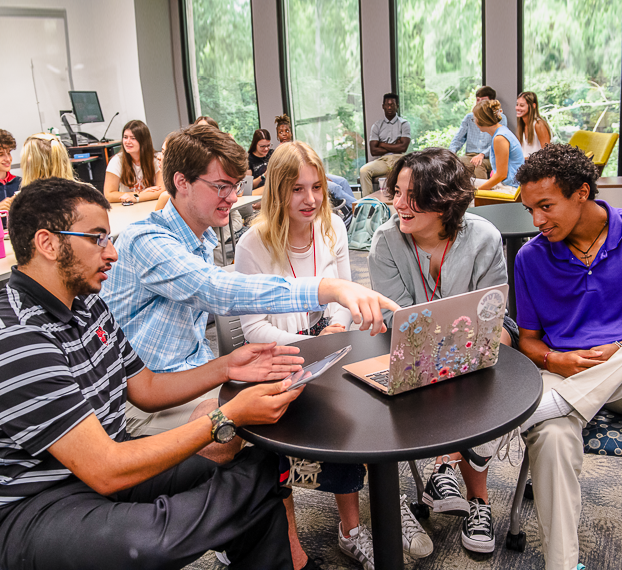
[208,408,226,439]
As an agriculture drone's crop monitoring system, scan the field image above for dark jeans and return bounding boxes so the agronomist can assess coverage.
[0,447,293,570]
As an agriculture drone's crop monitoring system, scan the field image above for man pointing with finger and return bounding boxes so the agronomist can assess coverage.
[0,178,308,569]
[515,144,622,570]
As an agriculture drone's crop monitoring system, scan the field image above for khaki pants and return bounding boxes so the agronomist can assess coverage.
[359,154,403,196]
[525,349,622,570]
[459,153,492,180]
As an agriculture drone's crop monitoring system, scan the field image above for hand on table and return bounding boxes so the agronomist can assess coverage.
[119,192,138,204]
[547,349,606,378]
[226,342,303,383]
[470,153,484,167]
[221,379,304,427]
[318,279,399,336]
[319,323,346,336]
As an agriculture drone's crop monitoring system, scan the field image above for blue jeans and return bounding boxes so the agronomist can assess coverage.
[327,174,355,207]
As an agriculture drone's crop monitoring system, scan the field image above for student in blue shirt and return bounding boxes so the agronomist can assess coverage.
[515,144,622,570]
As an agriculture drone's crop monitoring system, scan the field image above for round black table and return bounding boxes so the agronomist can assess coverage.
[220,331,542,570]
[467,203,540,320]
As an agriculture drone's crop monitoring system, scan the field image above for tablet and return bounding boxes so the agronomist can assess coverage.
[286,345,352,391]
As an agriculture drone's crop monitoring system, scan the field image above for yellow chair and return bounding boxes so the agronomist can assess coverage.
[568,130,619,174]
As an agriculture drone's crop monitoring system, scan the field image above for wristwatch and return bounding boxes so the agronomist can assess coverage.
[133,193,140,203]
[208,408,237,444]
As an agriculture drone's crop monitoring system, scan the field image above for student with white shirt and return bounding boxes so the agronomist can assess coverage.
[516,91,552,157]
[104,120,164,204]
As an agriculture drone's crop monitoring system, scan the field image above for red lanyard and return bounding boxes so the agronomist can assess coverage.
[288,226,316,278]
[412,236,450,302]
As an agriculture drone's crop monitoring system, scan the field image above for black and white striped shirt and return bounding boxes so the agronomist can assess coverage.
[0,269,144,509]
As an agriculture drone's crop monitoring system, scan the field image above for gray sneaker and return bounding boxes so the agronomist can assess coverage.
[338,523,374,570]
[400,494,433,558]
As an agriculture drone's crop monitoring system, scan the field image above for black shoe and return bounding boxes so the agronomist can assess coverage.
[422,462,469,516]
[462,498,495,553]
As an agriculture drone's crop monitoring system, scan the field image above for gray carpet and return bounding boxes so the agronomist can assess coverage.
[189,250,622,569]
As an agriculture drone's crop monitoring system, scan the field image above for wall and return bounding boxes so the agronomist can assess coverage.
[0,0,145,162]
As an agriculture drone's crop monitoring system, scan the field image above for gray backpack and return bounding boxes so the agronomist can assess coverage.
[347,197,391,251]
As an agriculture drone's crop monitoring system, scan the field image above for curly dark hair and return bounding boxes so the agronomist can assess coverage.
[9,177,110,266]
[386,148,474,240]
[515,143,600,199]
[0,129,16,151]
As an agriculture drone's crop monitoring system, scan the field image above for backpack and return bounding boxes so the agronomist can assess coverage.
[347,197,391,251]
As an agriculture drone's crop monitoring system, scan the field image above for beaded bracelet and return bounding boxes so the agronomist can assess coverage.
[543,350,556,371]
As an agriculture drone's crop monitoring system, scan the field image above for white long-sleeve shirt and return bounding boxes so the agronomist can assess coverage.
[235,214,353,344]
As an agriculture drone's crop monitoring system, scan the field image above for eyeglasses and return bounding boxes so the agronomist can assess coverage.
[52,231,113,248]
[196,177,243,198]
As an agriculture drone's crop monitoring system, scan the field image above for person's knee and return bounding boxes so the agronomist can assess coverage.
[527,416,583,474]
[188,398,218,423]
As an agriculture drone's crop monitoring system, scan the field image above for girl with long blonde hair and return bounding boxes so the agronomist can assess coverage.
[516,91,552,157]
[20,133,74,187]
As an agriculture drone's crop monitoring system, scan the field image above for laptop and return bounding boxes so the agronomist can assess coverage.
[343,284,509,395]
[240,175,254,196]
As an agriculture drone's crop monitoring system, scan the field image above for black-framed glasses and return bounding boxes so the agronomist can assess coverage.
[196,177,243,198]
[52,231,113,248]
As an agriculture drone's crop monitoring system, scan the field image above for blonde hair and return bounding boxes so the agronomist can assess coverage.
[253,141,335,270]
[473,99,504,128]
[20,133,74,186]
[517,91,552,146]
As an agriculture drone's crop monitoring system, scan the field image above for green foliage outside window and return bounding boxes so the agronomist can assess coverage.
[190,0,259,149]
[284,0,366,183]
[524,0,622,176]
[397,0,482,152]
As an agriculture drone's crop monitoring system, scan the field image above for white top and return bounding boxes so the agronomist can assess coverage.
[521,120,543,157]
[106,153,160,193]
[235,214,353,344]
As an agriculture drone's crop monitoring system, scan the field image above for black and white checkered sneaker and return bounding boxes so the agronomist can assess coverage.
[461,498,495,553]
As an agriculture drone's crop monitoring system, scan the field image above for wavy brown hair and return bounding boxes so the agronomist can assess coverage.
[387,148,474,241]
[252,141,335,270]
[517,91,552,146]
[120,120,156,189]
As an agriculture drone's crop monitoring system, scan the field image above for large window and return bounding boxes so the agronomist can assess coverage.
[282,0,365,183]
[524,0,622,175]
[396,0,483,151]
[186,0,259,148]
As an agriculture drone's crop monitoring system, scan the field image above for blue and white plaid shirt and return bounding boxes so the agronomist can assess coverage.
[449,112,508,158]
[101,200,324,373]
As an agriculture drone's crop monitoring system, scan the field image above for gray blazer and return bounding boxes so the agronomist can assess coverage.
[369,213,507,328]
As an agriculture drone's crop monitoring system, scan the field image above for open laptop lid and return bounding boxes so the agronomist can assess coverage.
[387,284,509,395]
[241,175,254,196]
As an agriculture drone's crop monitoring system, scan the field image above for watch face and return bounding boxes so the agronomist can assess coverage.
[215,422,236,443]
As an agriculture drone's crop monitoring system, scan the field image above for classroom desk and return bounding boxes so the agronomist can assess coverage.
[0,200,155,285]
[220,332,542,570]
[68,140,122,192]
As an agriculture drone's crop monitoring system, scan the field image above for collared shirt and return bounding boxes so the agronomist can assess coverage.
[101,200,324,373]
[0,172,20,202]
[515,200,622,351]
[0,269,144,508]
[369,115,411,150]
[449,112,508,158]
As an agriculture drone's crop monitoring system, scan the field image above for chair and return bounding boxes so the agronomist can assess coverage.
[213,264,247,356]
[506,406,622,552]
[568,130,619,175]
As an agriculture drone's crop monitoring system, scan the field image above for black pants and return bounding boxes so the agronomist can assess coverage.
[0,447,293,570]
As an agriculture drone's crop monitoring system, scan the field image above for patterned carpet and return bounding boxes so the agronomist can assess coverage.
[188,249,622,569]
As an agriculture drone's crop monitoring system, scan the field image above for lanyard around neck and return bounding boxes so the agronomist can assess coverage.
[412,235,450,303]
[288,226,316,335]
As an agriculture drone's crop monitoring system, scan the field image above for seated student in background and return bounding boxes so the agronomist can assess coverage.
[104,119,164,204]
[0,176,307,570]
[449,85,508,180]
[472,99,525,195]
[0,129,20,214]
[515,144,622,570]
[236,140,433,568]
[274,113,355,207]
[195,115,219,128]
[359,93,411,197]
[20,132,75,186]
[247,128,274,191]
[516,91,552,157]
[368,148,519,555]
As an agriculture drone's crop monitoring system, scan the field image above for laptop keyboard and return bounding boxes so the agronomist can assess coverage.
[366,369,390,387]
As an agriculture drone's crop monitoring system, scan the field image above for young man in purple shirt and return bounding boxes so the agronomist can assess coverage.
[514,144,622,570]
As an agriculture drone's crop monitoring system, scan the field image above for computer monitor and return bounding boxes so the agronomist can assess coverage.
[69,91,104,124]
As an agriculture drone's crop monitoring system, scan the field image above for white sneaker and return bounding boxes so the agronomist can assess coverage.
[462,427,522,472]
[400,494,433,558]
[338,523,374,570]
[215,551,230,565]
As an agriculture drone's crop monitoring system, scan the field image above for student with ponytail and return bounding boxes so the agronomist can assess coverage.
[20,133,74,186]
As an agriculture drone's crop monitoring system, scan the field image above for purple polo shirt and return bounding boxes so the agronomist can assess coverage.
[515,200,622,351]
